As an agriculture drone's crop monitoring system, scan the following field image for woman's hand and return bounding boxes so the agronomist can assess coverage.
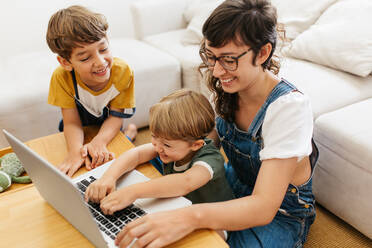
[115,207,196,248]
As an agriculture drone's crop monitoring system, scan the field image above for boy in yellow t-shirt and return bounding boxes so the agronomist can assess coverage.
[46,5,137,177]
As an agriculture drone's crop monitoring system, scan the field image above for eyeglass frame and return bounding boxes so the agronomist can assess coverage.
[199,48,253,71]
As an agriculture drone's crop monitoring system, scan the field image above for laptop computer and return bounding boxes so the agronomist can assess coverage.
[3,129,191,247]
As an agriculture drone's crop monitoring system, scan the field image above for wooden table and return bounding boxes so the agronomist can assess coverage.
[0,127,228,248]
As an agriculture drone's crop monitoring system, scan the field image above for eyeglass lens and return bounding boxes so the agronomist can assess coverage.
[200,51,237,71]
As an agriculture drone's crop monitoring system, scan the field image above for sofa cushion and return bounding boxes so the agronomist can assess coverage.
[313,99,372,238]
[279,57,372,119]
[182,0,223,45]
[3,51,58,100]
[271,0,337,40]
[143,30,210,95]
[110,38,182,127]
[284,0,372,77]
[0,51,60,148]
[181,0,337,45]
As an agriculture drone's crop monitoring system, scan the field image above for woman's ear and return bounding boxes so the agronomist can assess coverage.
[256,43,272,66]
[57,56,73,71]
[191,139,205,151]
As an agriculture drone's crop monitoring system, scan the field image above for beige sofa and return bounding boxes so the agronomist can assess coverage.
[130,0,372,239]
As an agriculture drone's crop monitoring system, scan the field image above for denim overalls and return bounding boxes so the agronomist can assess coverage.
[217,80,319,248]
[59,71,135,132]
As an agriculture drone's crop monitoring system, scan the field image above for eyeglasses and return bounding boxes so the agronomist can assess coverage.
[199,48,252,71]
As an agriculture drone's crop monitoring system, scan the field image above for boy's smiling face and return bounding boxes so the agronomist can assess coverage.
[58,37,113,91]
[151,134,204,165]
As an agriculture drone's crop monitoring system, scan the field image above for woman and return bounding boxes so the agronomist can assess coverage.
[115,0,318,247]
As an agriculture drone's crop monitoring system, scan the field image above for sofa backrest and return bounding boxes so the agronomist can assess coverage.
[1,0,136,60]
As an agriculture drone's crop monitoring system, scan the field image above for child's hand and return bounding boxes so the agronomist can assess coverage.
[84,176,116,203]
[100,187,136,215]
[58,152,85,177]
[81,141,114,169]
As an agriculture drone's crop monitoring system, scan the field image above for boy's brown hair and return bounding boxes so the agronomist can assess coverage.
[46,5,108,60]
[149,89,215,142]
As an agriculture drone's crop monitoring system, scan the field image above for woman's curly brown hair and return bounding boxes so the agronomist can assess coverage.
[199,0,285,122]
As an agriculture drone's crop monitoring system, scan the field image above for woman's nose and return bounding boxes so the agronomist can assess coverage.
[212,60,227,78]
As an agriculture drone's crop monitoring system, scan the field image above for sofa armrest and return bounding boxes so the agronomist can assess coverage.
[130,0,189,39]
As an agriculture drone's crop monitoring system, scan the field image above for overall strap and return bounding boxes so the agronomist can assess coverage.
[70,70,80,99]
[250,80,298,139]
[109,108,136,119]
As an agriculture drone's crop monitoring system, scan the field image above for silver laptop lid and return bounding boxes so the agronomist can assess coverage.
[3,130,108,247]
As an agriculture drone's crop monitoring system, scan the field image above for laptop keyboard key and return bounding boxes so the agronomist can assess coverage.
[80,179,91,187]
[106,215,117,222]
[76,182,86,192]
[114,220,122,226]
[119,215,128,221]
[137,210,146,216]
[76,177,147,240]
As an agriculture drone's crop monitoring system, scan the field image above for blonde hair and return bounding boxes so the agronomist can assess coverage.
[46,5,108,60]
[149,89,215,141]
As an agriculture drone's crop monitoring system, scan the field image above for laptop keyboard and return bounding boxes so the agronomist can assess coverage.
[76,176,146,240]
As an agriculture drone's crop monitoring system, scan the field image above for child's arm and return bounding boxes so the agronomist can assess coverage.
[84,143,157,203]
[60,108,86,177]
[84,107,124,169]
[100,164,211,215]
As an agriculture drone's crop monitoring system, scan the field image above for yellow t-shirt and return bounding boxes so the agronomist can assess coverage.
[48,57,135,117]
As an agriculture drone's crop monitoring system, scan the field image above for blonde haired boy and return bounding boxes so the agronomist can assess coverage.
[46,5,137,177]
[85,89,234,211]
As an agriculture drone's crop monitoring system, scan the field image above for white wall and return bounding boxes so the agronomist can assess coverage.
[0,0,137,59]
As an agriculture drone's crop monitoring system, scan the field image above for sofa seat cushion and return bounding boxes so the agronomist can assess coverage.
[313,99,372,239]
[3,51,58,101]
[143,30,210,95]
[0,51,60,148]
[279,57,372,119]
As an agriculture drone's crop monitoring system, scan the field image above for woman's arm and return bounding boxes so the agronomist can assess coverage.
[194,157,298,230]
[115,157,298,247]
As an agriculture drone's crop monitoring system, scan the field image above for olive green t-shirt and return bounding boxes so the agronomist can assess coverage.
[161,139,234,204]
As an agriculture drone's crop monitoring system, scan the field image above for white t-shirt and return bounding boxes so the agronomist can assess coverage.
[259,91,313,162]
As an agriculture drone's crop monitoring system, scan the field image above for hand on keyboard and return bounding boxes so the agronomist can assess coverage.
[84,175,116,203]
[100,186,137,215]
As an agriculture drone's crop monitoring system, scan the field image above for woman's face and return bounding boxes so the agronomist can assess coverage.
[205,40,262,94]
